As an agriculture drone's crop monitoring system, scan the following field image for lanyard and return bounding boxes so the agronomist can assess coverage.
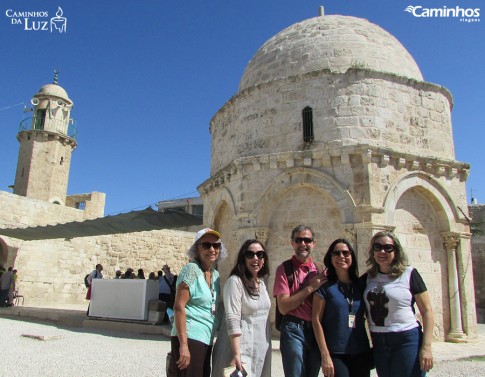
[338,282,354,313]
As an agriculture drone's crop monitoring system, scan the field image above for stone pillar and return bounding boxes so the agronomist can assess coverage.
[442,232,467,343]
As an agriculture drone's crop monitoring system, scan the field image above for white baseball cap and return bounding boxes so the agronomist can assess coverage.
[195,228,221,242]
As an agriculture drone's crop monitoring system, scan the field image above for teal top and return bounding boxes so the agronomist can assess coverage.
[171,261,220,345]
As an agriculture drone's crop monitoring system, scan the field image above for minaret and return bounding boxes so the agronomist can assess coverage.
[13,71,77,205]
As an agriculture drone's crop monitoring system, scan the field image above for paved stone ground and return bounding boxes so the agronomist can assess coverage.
[0,305,484,376]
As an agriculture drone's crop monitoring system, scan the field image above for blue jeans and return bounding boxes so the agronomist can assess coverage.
[280,316,321,377]
[371,327,425,377]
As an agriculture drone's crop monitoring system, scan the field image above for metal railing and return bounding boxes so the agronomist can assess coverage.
[19,116,77,140]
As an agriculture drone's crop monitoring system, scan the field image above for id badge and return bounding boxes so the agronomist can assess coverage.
[212,303,216,316]
[348,313,356,328]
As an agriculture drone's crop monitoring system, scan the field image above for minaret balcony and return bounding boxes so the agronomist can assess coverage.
[19,116,77,140]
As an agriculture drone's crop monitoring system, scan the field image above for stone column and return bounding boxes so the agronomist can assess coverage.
[442,232,467,342]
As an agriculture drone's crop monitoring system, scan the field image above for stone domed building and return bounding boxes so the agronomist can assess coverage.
[199,14,477,340]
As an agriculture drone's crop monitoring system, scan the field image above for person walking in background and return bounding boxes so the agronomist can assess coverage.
[362,231,434,377]
[0,267,14,307]
[159,264,177,309]
[169,228,227,377]
[86,264,103,302]
[7,269,18,306]
[312,239,371,377]
[212,240,271,377]
[273,224,326,377]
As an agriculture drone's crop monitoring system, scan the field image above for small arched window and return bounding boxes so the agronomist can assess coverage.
[302,106,314,143]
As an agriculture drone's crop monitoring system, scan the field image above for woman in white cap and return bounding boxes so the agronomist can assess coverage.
[169,228,227,377]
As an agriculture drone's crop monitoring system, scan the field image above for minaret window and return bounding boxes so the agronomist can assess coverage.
[302,106,314,143]
[75,201,86,210]
[35,109,46,130]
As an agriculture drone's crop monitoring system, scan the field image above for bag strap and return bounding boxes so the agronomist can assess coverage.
[282,259,294,289]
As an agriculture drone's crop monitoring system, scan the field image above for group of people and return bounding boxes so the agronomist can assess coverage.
[167,225,435,377]
[0,266,18,307]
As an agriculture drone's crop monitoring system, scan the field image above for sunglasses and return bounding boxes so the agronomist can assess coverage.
[372,243,395,253]
[331,250,351,257]
[293,237,314,244]
[199,242,222,251]
[244,250,266,260]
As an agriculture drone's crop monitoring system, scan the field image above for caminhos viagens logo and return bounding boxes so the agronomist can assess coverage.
[405,4,480,23]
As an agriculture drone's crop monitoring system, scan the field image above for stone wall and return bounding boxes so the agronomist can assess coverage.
[0,190,197,305]
[0,190,85,230]
[210,70,455,176]
[470,204,485,323]
[5,229,194,306]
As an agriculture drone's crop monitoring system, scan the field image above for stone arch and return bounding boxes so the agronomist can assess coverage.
[382,172,461,340]
[50,197,64,206]
[383,172,460,232]
[203,186,237,228]
[257,174,351,332]
[256,167,356,226]
[0,238,8,266]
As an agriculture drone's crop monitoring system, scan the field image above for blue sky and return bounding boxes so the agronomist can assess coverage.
[0,0,483,216]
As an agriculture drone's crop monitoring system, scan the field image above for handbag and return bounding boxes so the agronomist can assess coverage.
[166,352,176,377]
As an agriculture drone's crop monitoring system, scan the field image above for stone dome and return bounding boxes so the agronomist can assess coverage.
[239,15,423,92]
[36,83,71,103]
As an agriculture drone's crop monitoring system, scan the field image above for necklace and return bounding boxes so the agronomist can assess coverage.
[204,269,215,316]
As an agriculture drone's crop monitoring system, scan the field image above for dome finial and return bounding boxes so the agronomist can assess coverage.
[53,68,60,85]
[319,5,325,16]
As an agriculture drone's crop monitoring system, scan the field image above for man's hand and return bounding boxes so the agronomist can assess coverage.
[307,272,326,292]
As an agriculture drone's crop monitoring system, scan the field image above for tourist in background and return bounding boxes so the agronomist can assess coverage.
[159,264,177,309]
[86,264,103,301]
[169,228,227,377]
[212,239,271,377]
[0,267,13,307]
[7,269,18,306]
[123,268,134,279]
[363,231,434,377]
[312,239,371,377]
[137,268,145,279]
